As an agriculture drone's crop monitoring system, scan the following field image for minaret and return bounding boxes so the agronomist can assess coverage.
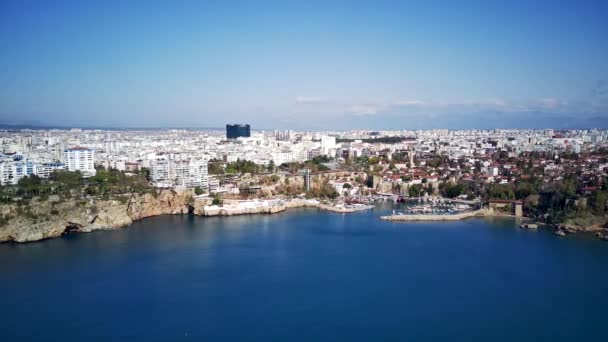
[409,146,415,168]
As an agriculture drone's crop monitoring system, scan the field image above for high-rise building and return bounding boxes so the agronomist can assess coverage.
[274,130,291,141]
[150,155,209,189]
[321,135,336,156]
[150,156,171,186]
[64,147,96,177]
[226,124,251,139]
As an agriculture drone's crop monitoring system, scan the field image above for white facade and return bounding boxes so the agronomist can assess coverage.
[321,136,336,156]
[150,156,171,186]
[182,158,209,188]
[35,163,66,179]
[0,162,35,185]
[64,147,96,177]
[0,161,66,185]
[150,155,208,189]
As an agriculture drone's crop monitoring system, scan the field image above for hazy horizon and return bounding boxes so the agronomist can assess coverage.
[1,0,607,129]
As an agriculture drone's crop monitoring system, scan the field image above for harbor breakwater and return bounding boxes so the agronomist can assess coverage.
[380,208,496,221]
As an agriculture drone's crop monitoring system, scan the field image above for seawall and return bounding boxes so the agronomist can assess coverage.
[380,208,495,221]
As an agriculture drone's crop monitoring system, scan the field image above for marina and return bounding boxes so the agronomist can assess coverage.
[388,196,481,217]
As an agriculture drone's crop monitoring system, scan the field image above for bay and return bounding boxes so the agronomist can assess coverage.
[1,203,607,341]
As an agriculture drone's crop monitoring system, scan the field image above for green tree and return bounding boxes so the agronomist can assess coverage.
[515,182,537,200]
[441,183,464,198]
[409,184,423,197]
[138,167,151,180]
[489,184,515,200]
[589,191,608,215]
[208,160,226,175]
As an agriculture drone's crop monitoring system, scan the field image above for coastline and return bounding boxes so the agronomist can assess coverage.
[199,199,373,216]
[0,193,375,243]
[2,191,605,243]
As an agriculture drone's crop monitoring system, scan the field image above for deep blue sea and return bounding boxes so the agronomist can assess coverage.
[1,203,607,341]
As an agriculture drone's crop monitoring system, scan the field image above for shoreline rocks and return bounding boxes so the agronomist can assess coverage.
[0,195,374,243]
[554,229,567,237]
[0,190,196,243]
[2,193,606,243]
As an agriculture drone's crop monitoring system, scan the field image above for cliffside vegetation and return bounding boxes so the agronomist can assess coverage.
[208,158,271,175]
[279,156,333,173]
[0,167,155,202]
[0,167,157,224]
[306,179,339,199]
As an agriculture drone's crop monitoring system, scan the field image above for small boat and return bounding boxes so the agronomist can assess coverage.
[554,230,566,236]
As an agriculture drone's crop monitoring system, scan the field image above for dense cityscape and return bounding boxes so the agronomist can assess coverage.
[2,0,608,339]
[1,125,607,241]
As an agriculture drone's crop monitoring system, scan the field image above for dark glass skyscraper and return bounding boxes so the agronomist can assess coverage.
[226,124,251,139]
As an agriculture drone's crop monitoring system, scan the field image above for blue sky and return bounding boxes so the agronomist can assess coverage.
[0,0,607,129]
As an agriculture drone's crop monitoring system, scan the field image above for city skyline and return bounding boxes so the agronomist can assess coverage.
[2,2,608,339]
[1,0,607,129]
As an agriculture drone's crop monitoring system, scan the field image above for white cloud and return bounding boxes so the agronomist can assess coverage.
[442,99,507,107]
[333,96,591,119]
[392,99,425,106]
[295,96,324,104]
[346,104,380,116]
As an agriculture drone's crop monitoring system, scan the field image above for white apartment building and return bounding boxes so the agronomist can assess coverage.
[64,147,96,177]
[150,156,171,186]
[0,162,35,185]
[271,149,298,165]
[180,158,208,188]
[321,135,336,156]
[0,161,66,185]
[35,162,67,179]
[150,155,209,189]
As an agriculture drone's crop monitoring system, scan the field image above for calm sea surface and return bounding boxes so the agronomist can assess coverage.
[1,203,607,341]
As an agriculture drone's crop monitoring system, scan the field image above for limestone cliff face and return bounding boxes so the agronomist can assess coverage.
[0,190,195,243]
[127,190,194,220]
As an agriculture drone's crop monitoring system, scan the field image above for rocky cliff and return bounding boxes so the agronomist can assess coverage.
[0,190,203,243]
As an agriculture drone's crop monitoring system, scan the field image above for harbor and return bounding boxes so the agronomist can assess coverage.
[380,208,494,221]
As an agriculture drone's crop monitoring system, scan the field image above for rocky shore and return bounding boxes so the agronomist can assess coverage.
[0,190,200,243]
[0,192,374,243]
[551,222,608,240]
[3,191,605,243]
